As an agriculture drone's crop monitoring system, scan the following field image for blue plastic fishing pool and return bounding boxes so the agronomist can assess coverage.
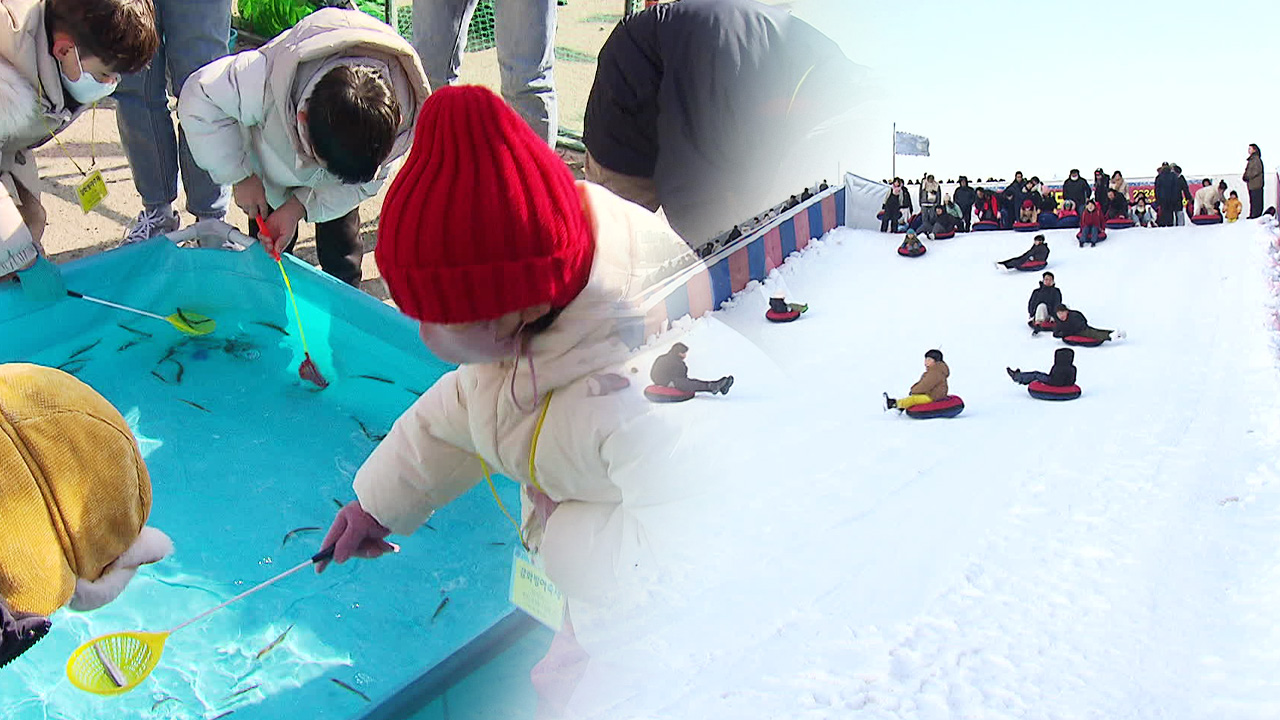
[0,237,549,719]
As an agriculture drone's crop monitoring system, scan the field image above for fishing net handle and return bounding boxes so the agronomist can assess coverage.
[168,547,334,634]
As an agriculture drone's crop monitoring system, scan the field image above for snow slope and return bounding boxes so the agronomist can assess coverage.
[581,220,1280,719]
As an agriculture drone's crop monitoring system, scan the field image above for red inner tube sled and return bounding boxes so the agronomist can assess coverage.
[1191,213,1223,225]
[1031,320,1056,331]
[898,245,927,257]
[932,230,955,239]
[1016,259,1048,271]
[1105,217,1135,229]
[1076,229,1108,241]
[1013,221,1040,232]
[972,220,1000,231]
[1028,381,1082,400]
[1061,335,1104,347]
[765,309,802,323]
[644,385,696,403]
[905,395,965,419]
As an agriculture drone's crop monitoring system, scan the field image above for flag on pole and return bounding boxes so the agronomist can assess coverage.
[893,131,930,157]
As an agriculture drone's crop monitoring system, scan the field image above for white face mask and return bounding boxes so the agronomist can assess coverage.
[60,46,118,104]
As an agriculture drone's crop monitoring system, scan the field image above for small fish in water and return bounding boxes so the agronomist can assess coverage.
[175,308,214,330]
[431,597,450,622]
[209,711,236,720]
[353,418,387,443]
[332,498,345,510]
[352,374,394,384]
[118,323,152,338]
[174,361,185,384]
[280,527,320,548]
[116,339,142,352]
[223,683,261,701]
[150,696,180,711]
[177,399,210,413]
[330,678,371,703]
[56,359,88,374]
[488,542,506,546]
[251,321,289,335]
[425,523,436,532]
[68,339,101,359]
[150,370,167,383]
[256,623,295,660]
[405,388,425,397]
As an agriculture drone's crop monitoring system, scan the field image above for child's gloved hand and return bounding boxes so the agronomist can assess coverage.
[315,501,395,573]
[0,597,51,669]
[16,256,65,303]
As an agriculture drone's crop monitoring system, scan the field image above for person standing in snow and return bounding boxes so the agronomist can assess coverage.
[1243,144,1265,219]
[883,349,949,411]
[1052,304,1124,342]
[1172,164,1194,226]
[952,176,976,231]
[1092,168,1109,205]
[1027,270,1062,331]
[881,180,905,232]
[1109,170,1128,202]
[1154,162,1178,227]
[650,343,733,396]
[1224,191,1244,222]
[918,174,941,219]
[1062,169,1092,213]
[1001,174,1027,229]
[1006,347,1076,388]
[996,234,1049,270]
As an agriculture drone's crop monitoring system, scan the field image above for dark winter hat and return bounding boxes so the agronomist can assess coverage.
[1172,164,1182,174]
[924,349,943,362]
[1069,168,1079,175]
[376,85,594,324]
[1033,234,1046,242]
[1054,347,1074,364]
[671,342,689,354]
[1055,303,1070,313]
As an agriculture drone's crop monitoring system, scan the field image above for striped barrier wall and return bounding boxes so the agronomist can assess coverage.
[632,186,847,344]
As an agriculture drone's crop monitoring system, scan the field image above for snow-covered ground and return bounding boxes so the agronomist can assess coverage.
[584,219,1280,719]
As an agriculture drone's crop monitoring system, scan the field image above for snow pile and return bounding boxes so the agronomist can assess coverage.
[579,220,1280,719]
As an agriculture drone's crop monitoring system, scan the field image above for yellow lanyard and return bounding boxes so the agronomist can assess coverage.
[479,390,554,550]
[34,77,96,176]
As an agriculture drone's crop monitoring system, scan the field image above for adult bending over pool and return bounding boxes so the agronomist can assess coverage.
[0,363,173,667]
[315,86,711,717]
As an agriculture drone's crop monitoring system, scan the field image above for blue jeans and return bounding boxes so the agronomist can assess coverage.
[413,0,558,146]
[1082,226,1101,242]
[114,0,232,219]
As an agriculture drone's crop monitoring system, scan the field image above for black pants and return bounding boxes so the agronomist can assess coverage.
[880,213,896,232]
[669,378,720,393]
[1249,187,1264,219]
[249,206,363,287]
[958,205,972,231]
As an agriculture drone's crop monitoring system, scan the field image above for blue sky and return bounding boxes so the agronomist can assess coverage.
[789,0,1280,182]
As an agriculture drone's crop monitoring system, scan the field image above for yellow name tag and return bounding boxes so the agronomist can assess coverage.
[75,169,108,213]
[510,548,564,631]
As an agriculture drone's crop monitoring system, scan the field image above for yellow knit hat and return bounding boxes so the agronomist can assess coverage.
[0,364,152,616]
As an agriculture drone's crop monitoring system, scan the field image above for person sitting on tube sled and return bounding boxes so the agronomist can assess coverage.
[768,294,808,315]
[1027,271,1062,332]
[651,343,733,395]
[1018,199,1037,224]
[1104,188,1129,219]
[1007,347,1076,387]
[1131,195,1157,227]
[0,364,174,669]
[921,204,956,238]
[883,349,949,412]
[1052,304,1124,343]
[996,233,1048,271]
[1079,199,1105,246]
[900,229,924,254]
[973,187,999,223]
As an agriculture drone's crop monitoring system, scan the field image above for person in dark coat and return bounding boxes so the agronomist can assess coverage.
[1092,168,1109,205]
[1173,164,1194,226]
[1027,271,1062,330]
[1007,347,1077,387]
[952,176,976,231]
[973,187,998,222]
[1001,174,1027,229]
[1052,304,1123,342]
[1154,163,1178,227]
[650,343,733,395]
[881,182,905,232]
[1243,144,1265,219]
[583,0,863,246]
[1105,188,1129,219]
[996,234,1049,270]
[1062,169,1091,211]
[922,204,956,236]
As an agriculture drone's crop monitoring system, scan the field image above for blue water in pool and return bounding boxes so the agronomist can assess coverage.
[0,241,534,719]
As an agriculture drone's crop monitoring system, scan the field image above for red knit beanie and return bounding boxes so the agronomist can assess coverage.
[376,85,595,324]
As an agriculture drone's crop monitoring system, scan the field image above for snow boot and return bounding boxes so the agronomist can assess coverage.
[883,392,896,411]
[717,376,734,395]
[1006,367,1018,380]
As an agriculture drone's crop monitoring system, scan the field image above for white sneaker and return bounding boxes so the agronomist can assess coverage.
[122,207,180,245]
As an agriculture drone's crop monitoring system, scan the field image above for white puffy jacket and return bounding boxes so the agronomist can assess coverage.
[177,8,428,223]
